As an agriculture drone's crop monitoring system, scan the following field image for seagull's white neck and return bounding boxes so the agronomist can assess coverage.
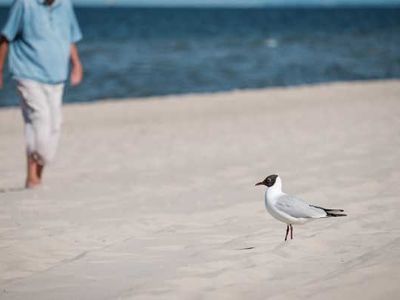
[266,177,283,198]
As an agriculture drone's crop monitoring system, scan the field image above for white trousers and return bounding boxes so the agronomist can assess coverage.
[17,79,65,165]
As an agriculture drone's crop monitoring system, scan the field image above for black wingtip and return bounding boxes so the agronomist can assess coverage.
[326,212,347,217]
[310,205,346,216]
[311,205,344,212]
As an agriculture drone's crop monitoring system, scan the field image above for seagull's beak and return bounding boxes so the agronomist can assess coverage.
[255,182,264,186]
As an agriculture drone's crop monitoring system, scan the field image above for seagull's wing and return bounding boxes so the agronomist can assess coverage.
[275,194,327,219]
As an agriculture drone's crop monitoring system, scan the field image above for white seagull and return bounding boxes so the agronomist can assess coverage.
[255,174,346,241]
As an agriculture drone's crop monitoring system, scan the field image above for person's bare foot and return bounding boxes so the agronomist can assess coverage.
[25,177,41,189]
[26,152,43,189]
[36,163,44,181]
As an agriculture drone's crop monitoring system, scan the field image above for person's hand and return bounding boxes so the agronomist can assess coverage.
[70,63,83,86]
[0,36,8,90]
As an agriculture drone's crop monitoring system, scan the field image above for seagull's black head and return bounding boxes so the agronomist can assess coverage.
[255,174,278,187]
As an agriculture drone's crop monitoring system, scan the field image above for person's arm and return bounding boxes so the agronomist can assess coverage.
[70,43,83,86]
[1,0,25,89]
[0,36,9,89]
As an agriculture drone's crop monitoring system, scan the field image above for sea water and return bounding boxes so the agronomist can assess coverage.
[0,6,399,106]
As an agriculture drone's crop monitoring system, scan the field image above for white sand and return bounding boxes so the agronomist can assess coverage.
[0,80,399,300]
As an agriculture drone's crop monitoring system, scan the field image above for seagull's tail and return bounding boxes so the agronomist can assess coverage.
[310,205,347,217]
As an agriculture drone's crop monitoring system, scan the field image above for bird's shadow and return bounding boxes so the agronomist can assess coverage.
[236,246,256,251]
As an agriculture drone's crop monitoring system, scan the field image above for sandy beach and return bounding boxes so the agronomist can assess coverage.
[0,80,399,300]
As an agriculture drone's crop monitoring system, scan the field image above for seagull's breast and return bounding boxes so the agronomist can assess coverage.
[265,200,292,224]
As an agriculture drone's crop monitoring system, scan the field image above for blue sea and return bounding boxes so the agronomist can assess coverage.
[0,6,399,107]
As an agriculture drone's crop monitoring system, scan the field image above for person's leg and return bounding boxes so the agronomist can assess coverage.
[22,121,42,187]
[26,153,41,188]
[45,83,64,165]
[36,160,44,180]
[17,80,51,188]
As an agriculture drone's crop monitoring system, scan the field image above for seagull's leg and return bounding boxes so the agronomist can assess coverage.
[290,224,293,240]
[285,225,289,241]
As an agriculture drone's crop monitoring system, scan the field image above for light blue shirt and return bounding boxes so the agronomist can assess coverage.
[1,0,82,84]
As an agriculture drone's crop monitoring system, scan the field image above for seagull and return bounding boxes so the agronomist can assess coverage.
[255,174,346,241]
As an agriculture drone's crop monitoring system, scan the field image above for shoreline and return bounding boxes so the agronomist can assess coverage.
[0,79,398,109]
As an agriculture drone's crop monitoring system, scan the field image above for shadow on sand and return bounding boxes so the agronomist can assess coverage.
[0,186,26,194]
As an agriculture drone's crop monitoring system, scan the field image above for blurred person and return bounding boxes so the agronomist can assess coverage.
[0,0,83,188]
